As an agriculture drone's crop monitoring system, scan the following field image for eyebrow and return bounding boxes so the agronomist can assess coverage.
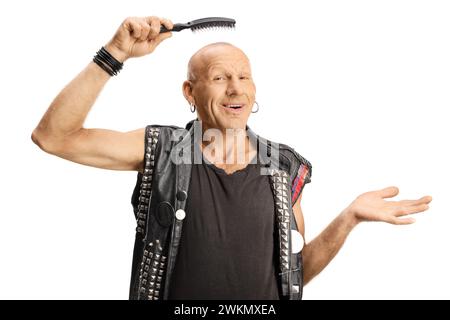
[208,67,226,75]
[208,68,251,77]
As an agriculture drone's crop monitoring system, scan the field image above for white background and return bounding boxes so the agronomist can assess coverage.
[0,0,449,299]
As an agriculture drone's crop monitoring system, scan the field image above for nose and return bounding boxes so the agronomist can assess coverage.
[226,77,244,96]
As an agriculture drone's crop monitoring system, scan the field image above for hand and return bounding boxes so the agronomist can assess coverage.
[345,186,432,225]
[105,16,173,62]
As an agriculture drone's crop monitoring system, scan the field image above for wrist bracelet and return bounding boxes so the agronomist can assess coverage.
[93,47,124,76]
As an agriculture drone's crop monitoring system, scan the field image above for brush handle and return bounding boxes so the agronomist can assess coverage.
[160,23,187,33]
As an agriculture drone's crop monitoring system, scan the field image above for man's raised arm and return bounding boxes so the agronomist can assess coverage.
[31,16,173,172]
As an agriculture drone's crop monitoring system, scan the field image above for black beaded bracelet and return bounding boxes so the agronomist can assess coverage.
[93,47,124,76]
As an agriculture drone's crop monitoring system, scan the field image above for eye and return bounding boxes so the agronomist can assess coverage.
[240,76,250,80]
[214,76,226,81]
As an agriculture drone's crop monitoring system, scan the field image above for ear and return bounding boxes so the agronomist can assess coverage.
[182,80,195,105]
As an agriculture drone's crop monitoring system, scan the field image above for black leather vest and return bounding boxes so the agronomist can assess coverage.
[129,120,312,300]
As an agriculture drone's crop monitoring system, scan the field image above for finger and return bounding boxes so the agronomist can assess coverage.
[138,21,151,41]
[393,196,433,207]
[161,18,174,30]
[393,203,429,217]
[144,16,157,25]
[125,18,142,39]
[146,16,161,39]
[378,186,400,199]
[391,216,416,225]
[151,31,172,47]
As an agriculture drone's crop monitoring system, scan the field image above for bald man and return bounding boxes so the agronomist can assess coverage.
[32,16,432,300]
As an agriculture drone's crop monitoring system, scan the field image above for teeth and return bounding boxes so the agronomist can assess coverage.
[225,104,242,108]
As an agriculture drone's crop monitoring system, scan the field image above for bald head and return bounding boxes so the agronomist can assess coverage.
[187,42,250,82]
[182,42,256,131]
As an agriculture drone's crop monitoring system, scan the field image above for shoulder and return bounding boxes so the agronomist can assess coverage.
[279,143,312,175]
[144,123,183,132]
[268,140,312,184]
[251,129,312,184]
[278,143,312,206]
[143,124,184,144]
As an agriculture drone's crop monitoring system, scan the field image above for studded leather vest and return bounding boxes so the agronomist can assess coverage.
[129,120,312,300]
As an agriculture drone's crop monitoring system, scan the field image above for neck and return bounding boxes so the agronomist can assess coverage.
[199,125,256,166]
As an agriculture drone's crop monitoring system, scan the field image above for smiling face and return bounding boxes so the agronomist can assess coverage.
[183,43,256,132]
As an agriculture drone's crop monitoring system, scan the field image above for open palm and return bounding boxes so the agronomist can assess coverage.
[347,186,432,225]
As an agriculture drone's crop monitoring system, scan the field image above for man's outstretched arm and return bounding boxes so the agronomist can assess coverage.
[293,186,432,285]
[31,16,173,172]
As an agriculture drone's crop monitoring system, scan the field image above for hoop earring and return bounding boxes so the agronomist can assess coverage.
[190,102,196,113]
[251,101,260,113]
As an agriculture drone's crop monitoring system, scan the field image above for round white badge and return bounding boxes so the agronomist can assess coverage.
[175,209,186,220]
[291,230,304,253]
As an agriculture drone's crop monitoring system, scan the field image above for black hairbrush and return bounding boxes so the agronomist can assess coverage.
[160,17,236,33]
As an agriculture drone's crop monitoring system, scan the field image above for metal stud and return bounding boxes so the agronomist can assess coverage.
[138,213,146,219]
[270,169,293,277]
[138,204,148,211]
[138,196,149,203]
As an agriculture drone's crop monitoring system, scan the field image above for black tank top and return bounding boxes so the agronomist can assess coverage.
[168,155,280,300]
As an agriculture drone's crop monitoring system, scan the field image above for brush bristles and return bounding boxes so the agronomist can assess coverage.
[191,22,235,32]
